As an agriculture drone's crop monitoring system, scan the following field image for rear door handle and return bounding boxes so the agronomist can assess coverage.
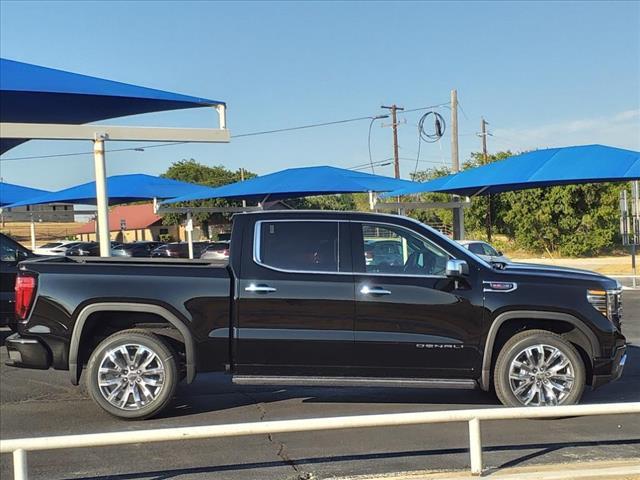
[245,283,277,293]
[360,286,391,296]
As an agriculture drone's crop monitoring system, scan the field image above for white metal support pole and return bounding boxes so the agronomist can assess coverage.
[632,181,639,288]
[13,448,28,480]
[186,211,194,260]
[468,417,482,475]
[29,215,36,251]
[216,104,227,130]
[93,136,111,257]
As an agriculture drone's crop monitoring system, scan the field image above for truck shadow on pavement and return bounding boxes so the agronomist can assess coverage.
[163,344,639,418]
[166,380,498,419]
[70,438,640,480]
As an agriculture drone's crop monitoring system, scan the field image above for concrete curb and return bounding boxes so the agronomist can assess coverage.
[330,459,640,480]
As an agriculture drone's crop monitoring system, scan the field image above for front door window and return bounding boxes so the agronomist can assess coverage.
[361,223,449,276]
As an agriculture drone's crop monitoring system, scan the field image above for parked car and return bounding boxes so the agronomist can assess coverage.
[112,241,165,258]
[33,240,79,256]
[0,233,33,328]
[6,211,625,419]
[200,241,230,261]
[458,240,510,264]
[150,241,210,258]
[66,241,122,256]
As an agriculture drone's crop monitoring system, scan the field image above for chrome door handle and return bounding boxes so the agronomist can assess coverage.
[360,286,391,296]
[245,283,277,293]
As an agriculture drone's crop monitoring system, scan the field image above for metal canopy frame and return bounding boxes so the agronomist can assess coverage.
[0,105,228,257]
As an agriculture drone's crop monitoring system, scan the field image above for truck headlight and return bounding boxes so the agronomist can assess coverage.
[587,288,623,325]
[587,289,608,316]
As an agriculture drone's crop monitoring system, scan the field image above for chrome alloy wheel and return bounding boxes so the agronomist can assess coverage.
[508,344,575,406]
[97,344,166,411]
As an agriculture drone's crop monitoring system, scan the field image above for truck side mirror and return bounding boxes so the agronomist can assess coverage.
[446,259,469,277]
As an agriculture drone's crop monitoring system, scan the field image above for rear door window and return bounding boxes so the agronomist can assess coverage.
[256,221,341,272]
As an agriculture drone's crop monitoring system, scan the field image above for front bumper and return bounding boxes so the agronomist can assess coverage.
[5,333,51,369]
[592,344,627,389]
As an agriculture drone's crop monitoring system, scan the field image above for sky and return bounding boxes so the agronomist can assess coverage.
[0,0,639,191]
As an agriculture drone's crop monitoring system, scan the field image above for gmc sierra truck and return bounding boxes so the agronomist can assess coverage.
[6,211,626,419]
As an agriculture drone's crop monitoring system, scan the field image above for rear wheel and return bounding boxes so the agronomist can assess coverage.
[494,329,585,407]
[86,329,178,419]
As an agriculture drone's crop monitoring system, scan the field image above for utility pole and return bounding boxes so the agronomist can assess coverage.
[479,117,492,242]
[381,104,404,178]
[450,90,464,240]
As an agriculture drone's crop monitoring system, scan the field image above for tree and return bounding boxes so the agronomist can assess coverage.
[411,151,624,256]
[160,159,256,230]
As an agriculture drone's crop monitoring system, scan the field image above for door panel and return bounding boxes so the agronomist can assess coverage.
[235,220,355,375]
[352,222,484,378]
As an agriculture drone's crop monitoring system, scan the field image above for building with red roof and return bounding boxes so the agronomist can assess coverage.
[76,203,178,242]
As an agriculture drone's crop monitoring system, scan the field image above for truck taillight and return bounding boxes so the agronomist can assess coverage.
[15,275,37,320]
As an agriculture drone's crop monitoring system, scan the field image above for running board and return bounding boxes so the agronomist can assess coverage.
[232,375,477,389]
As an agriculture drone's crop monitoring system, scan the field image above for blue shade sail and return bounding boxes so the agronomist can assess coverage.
[0,182,49,207]
[382,145,640,197]
[7,174,216,207]
[0,58,224,153]
[162,166,421,203]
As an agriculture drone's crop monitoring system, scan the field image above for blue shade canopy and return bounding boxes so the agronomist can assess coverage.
[0,182,49,207]
[163,166,420,204]
[383,145,640,197]
[0,58,225,153]
[7,174,216,207]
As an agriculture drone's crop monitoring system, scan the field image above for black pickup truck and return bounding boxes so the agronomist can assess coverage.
[6,211,626,419]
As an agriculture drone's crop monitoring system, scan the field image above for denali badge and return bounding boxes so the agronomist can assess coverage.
[416,343,463,349]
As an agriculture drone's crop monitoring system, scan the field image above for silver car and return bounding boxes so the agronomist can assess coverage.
[200,241,230,261]
[33,240,80,256]
[458,240,510,264]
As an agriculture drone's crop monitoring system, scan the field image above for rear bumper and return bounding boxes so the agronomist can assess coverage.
[5,333,51,369]
[592,344,627,389]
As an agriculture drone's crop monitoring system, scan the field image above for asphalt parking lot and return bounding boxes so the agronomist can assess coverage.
[1,291,638,480]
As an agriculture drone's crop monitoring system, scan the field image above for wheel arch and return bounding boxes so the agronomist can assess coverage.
[69,302,196,386]
[480,310,598,391]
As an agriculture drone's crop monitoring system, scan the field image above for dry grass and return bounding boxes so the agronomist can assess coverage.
[510,255,633,275]
[0,221,84,245]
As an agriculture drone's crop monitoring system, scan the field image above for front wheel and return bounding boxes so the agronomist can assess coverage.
[494,329,585,407]
[86,329,178,419]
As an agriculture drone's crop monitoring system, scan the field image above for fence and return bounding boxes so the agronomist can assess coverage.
[1,402,639,480]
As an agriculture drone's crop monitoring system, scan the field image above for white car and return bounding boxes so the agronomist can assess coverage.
[458,240,510,264]
[33,240,80,256]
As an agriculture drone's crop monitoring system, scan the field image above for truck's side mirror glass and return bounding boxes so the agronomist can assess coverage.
[446,259,469,277]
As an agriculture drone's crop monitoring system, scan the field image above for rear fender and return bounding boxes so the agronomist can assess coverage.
[68,302,196,385]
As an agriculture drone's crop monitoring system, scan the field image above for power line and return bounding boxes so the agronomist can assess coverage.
[231,115,375,138]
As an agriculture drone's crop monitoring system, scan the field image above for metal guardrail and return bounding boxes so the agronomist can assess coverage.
[1,402,639,480]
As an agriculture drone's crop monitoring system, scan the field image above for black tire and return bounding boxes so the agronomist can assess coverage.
[85,329,178,420]
[494,329,585,407]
